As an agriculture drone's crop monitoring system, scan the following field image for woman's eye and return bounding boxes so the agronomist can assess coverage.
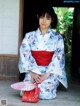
[40,17,51,20]
[46,18,51,20]
[40,16,44,18]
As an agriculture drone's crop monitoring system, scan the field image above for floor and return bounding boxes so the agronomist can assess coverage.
[0,80,80,106]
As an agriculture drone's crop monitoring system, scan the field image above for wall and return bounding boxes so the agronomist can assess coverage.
[0,0,21,81]
[0,56,19,81]
[0,0,19,54]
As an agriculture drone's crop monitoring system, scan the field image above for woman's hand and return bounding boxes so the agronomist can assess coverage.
[29,71,42,84]
[40,73,50,82]
[30,71,50,84]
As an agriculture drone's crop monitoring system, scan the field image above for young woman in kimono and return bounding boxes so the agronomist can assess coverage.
[18,7,68,99]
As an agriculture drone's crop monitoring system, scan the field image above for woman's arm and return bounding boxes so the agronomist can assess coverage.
[44,35,68,88]
[46,35,65,76]
[18,33,40,74]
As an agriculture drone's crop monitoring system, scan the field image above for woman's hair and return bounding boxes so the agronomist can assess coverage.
[37,6,58,28]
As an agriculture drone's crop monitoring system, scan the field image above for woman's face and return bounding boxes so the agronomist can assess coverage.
[39,13,52,30]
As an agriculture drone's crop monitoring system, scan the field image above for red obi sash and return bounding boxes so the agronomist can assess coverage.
[31,51,54,66]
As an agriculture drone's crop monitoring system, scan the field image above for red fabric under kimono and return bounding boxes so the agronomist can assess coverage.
[31,51,54,66]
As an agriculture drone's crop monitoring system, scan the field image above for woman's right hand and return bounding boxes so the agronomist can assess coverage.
[29,71,41,84]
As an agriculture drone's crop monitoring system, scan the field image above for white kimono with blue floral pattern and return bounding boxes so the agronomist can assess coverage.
[18,28,68,99]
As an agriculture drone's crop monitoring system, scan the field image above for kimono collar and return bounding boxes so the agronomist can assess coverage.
[35,28,53,42]
[36,28,52,36]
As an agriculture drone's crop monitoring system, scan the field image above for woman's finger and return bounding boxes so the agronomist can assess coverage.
[34,76,41,83]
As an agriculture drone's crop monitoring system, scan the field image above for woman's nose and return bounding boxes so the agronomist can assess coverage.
[42,18,46,22]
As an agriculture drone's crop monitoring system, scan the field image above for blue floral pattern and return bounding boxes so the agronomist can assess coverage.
[18,28,68,99]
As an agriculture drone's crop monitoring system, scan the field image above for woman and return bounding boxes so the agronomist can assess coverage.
[18,7,68,100]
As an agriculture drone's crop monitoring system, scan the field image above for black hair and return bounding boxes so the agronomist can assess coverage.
[37,7,58,29]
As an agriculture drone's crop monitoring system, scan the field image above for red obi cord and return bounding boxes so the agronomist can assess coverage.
[31,51,54,66]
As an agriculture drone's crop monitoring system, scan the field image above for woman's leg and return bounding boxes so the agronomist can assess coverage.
[39,75,59,99]
[23,73,59,99]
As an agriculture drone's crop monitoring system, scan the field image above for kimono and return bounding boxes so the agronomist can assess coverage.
[18,28,68,99]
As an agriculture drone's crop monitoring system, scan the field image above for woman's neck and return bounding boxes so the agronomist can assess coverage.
[39,28,49,36]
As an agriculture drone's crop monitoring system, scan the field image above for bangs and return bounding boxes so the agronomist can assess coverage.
[39,13,51,18]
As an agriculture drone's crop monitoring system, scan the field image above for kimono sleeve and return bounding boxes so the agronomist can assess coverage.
[18,33,40,74]
[46,35,68,88]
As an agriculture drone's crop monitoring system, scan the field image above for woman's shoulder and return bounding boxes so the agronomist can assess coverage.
[51,29,63,39]
[25,30,36,36]
[24,30,37,39]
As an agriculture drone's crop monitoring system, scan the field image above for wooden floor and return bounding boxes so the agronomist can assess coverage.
[0,80,80,106]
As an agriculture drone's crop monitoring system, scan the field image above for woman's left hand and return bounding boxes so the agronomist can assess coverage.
[40,73,50,83]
